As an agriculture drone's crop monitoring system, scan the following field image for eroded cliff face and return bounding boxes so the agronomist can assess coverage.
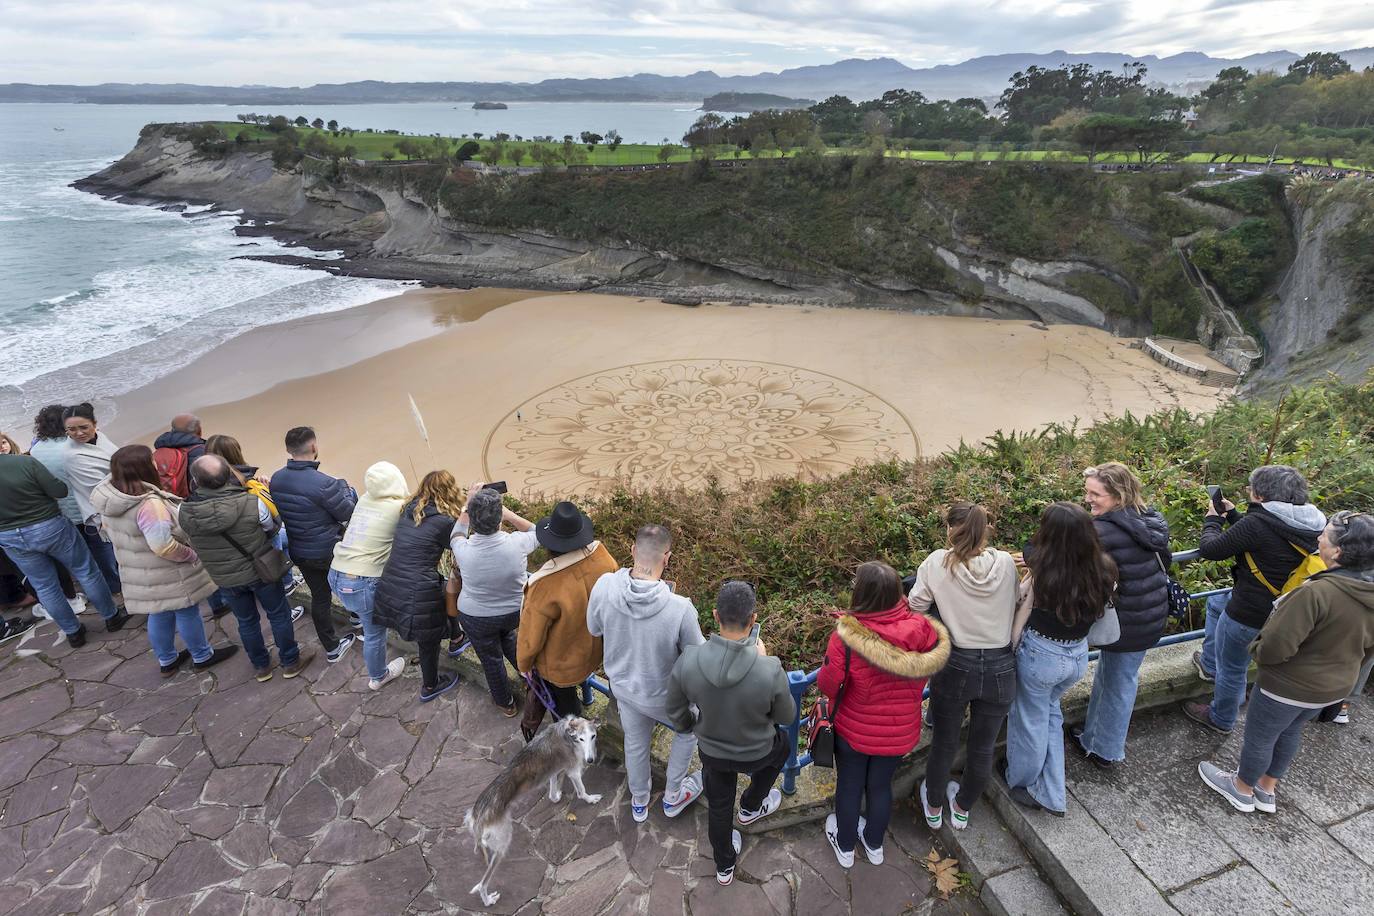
[71,130,1201,335]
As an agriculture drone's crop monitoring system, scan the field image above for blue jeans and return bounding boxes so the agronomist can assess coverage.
[1078,649,1148,762]
[1209,610,1260,731]
[1197,592,1229,678]
[1007,629,1088,813]
[1236,690,1319,786]
[80,523,123,599]
[221,578,300,669]
[146,604,213,667]
[328,569,386,680]
[0,516,118,634]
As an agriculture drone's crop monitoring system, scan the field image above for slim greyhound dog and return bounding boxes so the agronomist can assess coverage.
[464,716,602,907]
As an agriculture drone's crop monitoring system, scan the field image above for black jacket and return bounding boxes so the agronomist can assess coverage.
[1094,507,1172,652]
[269,459,356,563]
[373,500,456,644]
[1199,501,1327,630]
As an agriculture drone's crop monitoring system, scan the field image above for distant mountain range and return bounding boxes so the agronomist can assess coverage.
[5,48,1373,106]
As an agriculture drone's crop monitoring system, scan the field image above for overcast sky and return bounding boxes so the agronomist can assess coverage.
[3,1,1371,85]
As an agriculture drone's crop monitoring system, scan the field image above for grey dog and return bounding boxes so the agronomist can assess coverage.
[465,716,602,907]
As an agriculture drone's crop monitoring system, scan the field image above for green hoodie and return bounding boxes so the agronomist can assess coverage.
[1251,568,1374,705]
[666,631,797,762]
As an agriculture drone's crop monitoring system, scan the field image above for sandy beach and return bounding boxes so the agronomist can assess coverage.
[107,289,1226,496]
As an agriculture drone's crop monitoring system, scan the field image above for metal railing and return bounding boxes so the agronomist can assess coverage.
[779,547,1230,795]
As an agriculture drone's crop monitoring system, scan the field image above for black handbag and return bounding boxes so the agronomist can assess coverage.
[220,530,290,585]
[806,646,850,768]
[1157,553,1191,619]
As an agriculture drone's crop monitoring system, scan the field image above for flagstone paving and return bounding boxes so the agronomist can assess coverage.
[0,610,987,915]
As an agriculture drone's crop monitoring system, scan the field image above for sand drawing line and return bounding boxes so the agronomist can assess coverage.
[482,359,921,496]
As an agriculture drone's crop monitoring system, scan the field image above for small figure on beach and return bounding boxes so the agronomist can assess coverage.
[516,410,523,423]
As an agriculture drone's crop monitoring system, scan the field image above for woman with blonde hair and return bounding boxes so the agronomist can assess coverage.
[1074,463,1171,768]
[373,470,465,702]
[912,503,1019,829]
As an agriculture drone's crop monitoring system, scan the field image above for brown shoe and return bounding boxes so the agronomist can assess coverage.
[254,665,274,682]
[1182,700,1232,735]
[499,700,519,718]
[282,650,315,679]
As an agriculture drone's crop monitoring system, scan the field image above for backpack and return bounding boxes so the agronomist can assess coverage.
[244,479,279,521]
[152,446,192,498]
[1245,542,1326,597]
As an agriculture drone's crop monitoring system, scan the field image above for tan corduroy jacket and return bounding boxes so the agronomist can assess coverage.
[517,542,618,687]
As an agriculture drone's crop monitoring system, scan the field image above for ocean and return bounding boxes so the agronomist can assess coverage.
[0,101,706,435]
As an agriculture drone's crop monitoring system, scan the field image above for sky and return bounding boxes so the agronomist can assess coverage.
[2,1,1372,85]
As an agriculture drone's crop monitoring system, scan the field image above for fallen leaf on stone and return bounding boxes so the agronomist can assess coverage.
[924,848,960,899]
[1135,819,1148,832]
[566,813,578,822]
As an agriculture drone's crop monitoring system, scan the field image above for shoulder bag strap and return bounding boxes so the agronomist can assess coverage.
[1245,552,1281,596]
[831,645,852,718]
[219,529,256,561]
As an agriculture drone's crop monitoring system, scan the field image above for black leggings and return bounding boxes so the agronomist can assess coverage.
[416,638,442,689]
[923,646,1016,813]
[833,735,902,853]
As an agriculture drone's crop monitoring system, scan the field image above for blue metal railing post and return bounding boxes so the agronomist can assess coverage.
[782,669,814,796]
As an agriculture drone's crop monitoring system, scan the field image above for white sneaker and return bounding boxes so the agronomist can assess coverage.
[326,633,355,663]
[290,605,305,623]
[856,816,884,865]
[69,595,87,615]
[919,779,943,830]
[737,787,782,825]
[369,658,405,691]
[31,603,51,621]
[945,781,969,831]
[663,772,702,818]
[716,830,743,885]
[823,813,854,869]
[630,799,649,824]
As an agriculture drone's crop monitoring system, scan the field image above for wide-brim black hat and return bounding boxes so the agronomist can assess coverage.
[537,501,595,553]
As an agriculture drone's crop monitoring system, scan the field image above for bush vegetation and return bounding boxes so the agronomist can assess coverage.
[498,374,1374,670]
[1188,176,1294,308]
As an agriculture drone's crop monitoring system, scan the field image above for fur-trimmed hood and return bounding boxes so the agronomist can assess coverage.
[836,607,951,680]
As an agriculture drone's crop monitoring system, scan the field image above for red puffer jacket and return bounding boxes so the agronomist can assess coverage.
[816,602,950,756]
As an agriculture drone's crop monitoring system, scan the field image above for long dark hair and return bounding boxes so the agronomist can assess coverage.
[62,402,96,423]
[850,560,903,614]
[1027,502,1117,627]
[34,405,66,441]
[110,445,162,497]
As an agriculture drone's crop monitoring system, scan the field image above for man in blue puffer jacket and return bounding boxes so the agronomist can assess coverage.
[270,426,357,663]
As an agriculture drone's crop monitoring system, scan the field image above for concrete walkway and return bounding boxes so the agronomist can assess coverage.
[0,609,986,915]
[976,693,1374,916]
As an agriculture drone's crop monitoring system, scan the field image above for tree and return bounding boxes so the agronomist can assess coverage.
[294,116,308,127]
[472,131,483,140]
[683,113,726,149]
[394,138,420,160]
[1288,52,1352,82]
[479,142,504,167]
[943,139,971,160]
[310,118,324,129]
[657,144,675,163]
[605,129,623,152]
[381,149,396,161]
[509,146,526,167]
[267,115,291,133]
[454,140,481,162]
[580,131,603,152]
[327,119,338,131]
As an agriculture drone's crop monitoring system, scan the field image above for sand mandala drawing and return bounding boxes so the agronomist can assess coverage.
[483,359,919,495]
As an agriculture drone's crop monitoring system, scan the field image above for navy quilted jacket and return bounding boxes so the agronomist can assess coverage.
[269,460,356,562]
[1094,507,1171,653]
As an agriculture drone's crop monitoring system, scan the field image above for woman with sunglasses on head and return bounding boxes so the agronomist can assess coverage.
[61,403,127,618]
[1199,510,1374,814]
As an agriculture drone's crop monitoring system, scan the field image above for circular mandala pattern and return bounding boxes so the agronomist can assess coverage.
[483,359,919,495]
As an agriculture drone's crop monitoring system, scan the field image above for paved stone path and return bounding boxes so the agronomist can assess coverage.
[0,610,987,915]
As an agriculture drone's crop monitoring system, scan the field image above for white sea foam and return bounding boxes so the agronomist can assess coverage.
[39,290,80,305]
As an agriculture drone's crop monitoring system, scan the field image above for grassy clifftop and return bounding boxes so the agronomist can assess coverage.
[366,157,1216,334]
[501,374,1374,670]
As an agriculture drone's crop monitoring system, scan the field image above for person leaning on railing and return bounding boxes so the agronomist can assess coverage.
[1198,511,1374,814]
[1183,465,1327,736]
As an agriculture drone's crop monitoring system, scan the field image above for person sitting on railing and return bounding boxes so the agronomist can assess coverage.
[1072,464,1171,770]
[665,581,794,887]
[817,561,949,868]
[1184,466,1327,736]
[1199,511,1374,813]
[586,524,705,825]
[912,503,1018,831]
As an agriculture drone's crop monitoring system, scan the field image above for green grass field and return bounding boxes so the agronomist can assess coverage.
[208,122,1362,171]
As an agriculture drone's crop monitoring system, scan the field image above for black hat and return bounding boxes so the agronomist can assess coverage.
[536,501,595,553]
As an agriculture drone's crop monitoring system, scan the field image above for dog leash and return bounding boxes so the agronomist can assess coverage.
[523,669,560,717]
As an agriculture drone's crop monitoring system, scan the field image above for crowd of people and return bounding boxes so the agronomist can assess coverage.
[2,409,1373,887]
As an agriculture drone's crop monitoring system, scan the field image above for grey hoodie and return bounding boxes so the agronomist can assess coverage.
[666,631,796,761]
[586,568,705,711]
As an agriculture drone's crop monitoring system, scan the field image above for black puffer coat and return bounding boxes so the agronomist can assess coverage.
[373,500,456,644]
[1094,507,1171,653]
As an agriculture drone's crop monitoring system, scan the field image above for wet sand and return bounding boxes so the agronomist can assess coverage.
[111,290,1225,495]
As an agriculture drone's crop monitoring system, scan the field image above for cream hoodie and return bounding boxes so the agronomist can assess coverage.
[908,548,1018,649]
[330,462,408,578]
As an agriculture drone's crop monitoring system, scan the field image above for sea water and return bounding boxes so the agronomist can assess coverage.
[0,101,705,434]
